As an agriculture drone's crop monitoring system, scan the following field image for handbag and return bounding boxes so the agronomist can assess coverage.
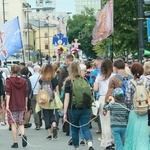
[48,92,63,110]
[91,97,100,116]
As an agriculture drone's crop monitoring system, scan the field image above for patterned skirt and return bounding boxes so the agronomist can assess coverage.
[8,110,25,125]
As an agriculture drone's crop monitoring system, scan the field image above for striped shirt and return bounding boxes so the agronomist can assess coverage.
[103,102,129,127]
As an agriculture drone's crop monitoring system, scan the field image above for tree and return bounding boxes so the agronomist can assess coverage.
[67,7,97,58]
[93,0,139,59]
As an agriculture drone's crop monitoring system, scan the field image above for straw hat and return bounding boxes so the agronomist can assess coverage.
[36,90,50,109]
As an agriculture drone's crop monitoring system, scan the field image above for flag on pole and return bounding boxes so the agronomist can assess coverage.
[0,17,23,60]
[91,0,114,45]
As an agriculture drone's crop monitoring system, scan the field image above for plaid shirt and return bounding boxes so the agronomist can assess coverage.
[125,75,150,109]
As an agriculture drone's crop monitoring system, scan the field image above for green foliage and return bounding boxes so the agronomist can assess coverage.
[67,1,150,59]
[93,0,139,59]
[67,7,97,58]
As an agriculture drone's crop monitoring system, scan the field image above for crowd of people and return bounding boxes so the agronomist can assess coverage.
[0,55,150,150]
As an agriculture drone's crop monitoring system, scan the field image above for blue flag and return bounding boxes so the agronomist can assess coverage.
[0,17,23,60]
[147,18,150,42]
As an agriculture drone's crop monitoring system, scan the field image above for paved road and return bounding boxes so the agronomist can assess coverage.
[0,116,103,150]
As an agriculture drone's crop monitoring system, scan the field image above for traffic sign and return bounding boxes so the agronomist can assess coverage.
[52,33,68,45]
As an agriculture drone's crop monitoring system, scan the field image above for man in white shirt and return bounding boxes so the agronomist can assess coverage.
[29,65,42,130]
[27,61,34,76]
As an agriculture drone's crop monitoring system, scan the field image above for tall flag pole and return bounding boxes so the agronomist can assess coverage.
[0,17,23,60]
[91,0,114,45]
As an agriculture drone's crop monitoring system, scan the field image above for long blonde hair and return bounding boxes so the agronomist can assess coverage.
[67,62,81,83]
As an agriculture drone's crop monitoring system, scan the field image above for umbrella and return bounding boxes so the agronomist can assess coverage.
[134,49,150,57]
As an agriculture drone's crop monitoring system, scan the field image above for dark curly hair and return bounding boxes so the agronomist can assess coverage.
[100,59,113,80]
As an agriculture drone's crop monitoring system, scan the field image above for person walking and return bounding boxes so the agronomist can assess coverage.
[29,65,42,130]
[93,59,115,150]
[20,66,32,128]
[58,54,74,136]
[5,64,28,148]
[38,64,59,140]
[0,60,7,126]
[124,62,150,150]
[103,88,129,150]
[63,62,94,150]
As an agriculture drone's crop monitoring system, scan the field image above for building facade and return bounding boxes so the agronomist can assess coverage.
[35,0,56,12]
[0,0,29,62]
[75,0,102,14]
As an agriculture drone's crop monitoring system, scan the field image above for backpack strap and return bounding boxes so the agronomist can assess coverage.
[116,74,123,81]
[130,78,147,88]
[116,74,132,81]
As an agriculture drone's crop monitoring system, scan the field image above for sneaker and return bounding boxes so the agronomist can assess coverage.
[46,135,52,140]
[105,144,115,150]
[35,125,40,130]
[80,140,85,146]
[11,143,18,148]
[1,121,6,126]
[89,146,94,150]
[22,135,27,147]
[9,125,12,131]
[68,138,73,146]
[52,127,58,139]
[24,123,32,128]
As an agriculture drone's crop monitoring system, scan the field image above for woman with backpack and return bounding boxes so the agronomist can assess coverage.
[63,62,94,150]
[38,64,59,140]
[124,62,150,150]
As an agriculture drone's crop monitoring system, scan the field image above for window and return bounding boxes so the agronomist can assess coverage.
[45,44,49,49]
[45,32,48,38]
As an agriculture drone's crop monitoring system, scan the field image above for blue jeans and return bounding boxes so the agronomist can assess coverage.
[69,124,85,139]
[111,127,126,150]
[68,109,93,148]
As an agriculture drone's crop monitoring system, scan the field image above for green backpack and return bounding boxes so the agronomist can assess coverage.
[71,77,94,109]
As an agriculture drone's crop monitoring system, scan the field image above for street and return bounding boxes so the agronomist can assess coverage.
[0,116,103,150]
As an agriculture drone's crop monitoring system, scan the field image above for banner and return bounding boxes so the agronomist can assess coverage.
[91,0,114,45]
[147,18,150,42]
[0,17,23,60]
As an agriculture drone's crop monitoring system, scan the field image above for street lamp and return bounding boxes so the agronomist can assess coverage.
[26,3,31,61]
[138,0,144,63]
[44,22,51,60]
[38,19,42,66]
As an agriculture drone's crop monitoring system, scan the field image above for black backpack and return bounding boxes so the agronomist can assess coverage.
[0,70,5,96]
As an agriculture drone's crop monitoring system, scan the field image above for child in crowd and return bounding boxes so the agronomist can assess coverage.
[103,88,129,150]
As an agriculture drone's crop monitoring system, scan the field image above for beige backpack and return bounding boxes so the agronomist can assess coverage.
[130,78,149,115]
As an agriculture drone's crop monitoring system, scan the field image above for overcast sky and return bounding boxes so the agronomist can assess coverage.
[26,0,75,14]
